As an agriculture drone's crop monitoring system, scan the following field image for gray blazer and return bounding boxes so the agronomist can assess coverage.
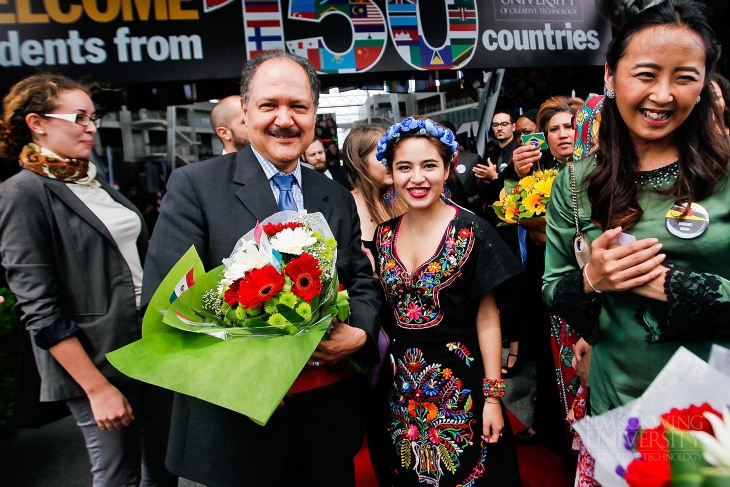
[0,170,148,402]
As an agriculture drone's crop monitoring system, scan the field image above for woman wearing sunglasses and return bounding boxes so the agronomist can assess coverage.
[0,74,174,486]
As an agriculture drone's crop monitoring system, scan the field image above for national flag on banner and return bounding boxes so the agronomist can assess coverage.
[392,28,419,46]
[169,268,196,303]
[244,0,279,13]
[388,2,416,13]
[290,0,316,19]
[203,0,235,13]
[322,50,356,73]
[351,4,382,23]
[448,6,477,32]
[354,40,384,70]
[286,37,323,71]
[243,1,284,57]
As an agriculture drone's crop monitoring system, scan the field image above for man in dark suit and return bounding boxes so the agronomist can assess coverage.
[141,51,381,487]
[438,120,484,217]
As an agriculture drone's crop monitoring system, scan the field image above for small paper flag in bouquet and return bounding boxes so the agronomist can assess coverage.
[492,168,559,231]
[107,211,351,426]
[573,346,730,487]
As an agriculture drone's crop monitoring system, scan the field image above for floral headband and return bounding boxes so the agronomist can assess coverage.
[375,116,459,166]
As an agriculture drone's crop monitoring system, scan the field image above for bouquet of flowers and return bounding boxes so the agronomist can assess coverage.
[107,211,350,425]
[573,346,730,487]
[164,211,349,339]
[492,168,559,231]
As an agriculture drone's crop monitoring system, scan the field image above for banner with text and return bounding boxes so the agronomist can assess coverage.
[0,0,611,85]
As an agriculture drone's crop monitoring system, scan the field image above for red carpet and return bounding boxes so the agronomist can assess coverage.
[354,410,575,487]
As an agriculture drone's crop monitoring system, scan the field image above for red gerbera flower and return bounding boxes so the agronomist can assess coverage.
[660,403,720,434]
[262,222,303,237]
[224,266,284,308]
[284,253,322,302]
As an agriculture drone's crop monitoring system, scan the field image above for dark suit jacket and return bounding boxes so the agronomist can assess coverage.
[141,146,381,485]
[0,171,147,402]
[453,149,484,216]
[479,138,518,228]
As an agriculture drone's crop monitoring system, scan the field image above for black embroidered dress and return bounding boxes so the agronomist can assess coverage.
[375,206,523,487]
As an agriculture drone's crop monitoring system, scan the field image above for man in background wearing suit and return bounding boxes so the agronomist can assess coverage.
[210,95,249,154]
[301,137,350,189]
[141,51,381,486]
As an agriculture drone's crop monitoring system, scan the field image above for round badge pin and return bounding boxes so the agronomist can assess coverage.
[456,164,466,174]
[665,202,709,239]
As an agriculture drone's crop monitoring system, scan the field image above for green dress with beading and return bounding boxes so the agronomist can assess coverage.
[543,156,730,414]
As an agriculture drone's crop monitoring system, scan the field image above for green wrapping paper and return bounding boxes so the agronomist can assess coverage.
[106,246,328,426]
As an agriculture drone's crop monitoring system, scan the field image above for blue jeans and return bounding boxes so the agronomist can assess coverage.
[66,382,176,487]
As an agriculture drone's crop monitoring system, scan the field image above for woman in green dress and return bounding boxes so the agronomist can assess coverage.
[543,0,730,416]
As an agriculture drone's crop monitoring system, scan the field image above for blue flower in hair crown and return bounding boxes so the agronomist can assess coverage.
[376,117,460,166]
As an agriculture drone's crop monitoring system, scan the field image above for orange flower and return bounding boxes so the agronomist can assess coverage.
[423,402,438,421]
[385,259,396,270]
[427,262,441,273]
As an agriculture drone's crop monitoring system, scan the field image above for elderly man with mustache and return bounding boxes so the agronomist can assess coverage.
[141,51,382,487]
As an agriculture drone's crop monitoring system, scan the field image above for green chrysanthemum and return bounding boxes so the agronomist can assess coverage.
[235,305,246,321]
[246,306,263,317]
[279,291,298,308]
[311,231,323,242]
[324,237,337,249]
[267,313,289,326]
[296,302,312,318]
[264,297,280,315]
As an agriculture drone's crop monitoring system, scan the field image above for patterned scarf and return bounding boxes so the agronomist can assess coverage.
[573,93,605,162]
[19,143,90,182]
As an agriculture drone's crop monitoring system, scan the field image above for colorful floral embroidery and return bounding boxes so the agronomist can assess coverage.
[446,342,474,367]
[377,219,475,329]
[390,348,476,485]
[456,440,488,487]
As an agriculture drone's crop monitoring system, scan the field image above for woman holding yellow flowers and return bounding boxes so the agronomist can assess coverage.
[499,96,584,462]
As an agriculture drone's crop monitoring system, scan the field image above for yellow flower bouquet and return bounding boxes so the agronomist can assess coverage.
[492,168,559,230]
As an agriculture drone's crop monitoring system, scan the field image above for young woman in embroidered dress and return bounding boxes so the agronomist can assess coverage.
[543,0,730,424]
[0,74,174,486]
[374,117,522,486]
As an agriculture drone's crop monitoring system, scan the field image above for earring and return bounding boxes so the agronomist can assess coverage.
[441,184,452,202]
[696,95,701,105]
[382,186,396,206]
[38,131,44,134]
[605,89,615,99]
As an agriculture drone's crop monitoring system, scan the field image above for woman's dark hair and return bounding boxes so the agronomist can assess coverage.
[586,0,730,230]
[711,72,730,130]
[0,74,90,159]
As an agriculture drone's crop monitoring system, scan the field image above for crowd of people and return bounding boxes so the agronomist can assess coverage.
[1,0,729,486]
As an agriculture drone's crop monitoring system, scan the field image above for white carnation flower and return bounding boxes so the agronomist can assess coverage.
[270,227,317,255]
[221,242,269,286]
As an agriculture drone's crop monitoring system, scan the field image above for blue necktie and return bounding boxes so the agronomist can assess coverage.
[517,226,528,268]
[272,174,298,211]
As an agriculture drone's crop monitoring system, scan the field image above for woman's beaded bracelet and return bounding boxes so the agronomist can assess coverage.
[483,378,506,398]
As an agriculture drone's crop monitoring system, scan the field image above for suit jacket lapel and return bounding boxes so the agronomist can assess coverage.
[301,168,332,221]
[45,178,117,246]
[233,146,280,221]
